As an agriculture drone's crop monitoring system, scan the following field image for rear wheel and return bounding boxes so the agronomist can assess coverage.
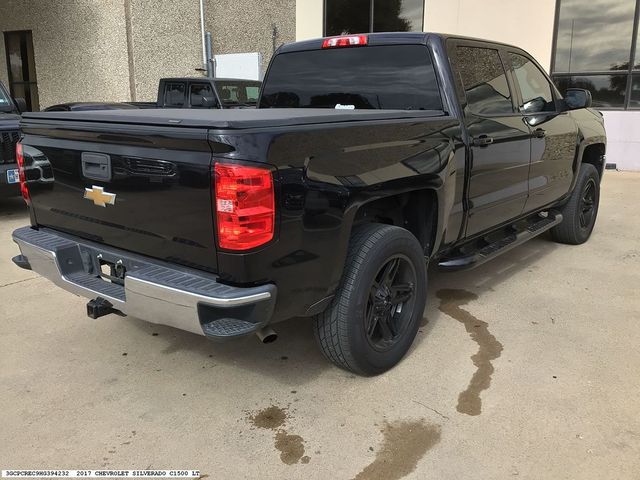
[551,163,600,245]
[313,223,427,375]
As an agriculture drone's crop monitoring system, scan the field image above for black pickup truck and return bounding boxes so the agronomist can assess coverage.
[0,81,23,199]
[12,33,606,375]
[44,77,262,111]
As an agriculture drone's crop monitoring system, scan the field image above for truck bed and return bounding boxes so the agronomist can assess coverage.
[22,108,446,130]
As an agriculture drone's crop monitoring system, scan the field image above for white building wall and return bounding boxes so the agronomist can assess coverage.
[296,0,323,40]
[423,0,557,71]
[603,112,640,171]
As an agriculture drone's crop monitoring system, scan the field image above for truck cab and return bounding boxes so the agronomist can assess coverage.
[157,77,262,109]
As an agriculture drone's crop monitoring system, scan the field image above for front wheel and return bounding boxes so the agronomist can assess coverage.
[551,163,600,245]
[313,223,427,376]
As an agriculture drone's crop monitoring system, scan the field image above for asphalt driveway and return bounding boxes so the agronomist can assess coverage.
[1,172,639,479]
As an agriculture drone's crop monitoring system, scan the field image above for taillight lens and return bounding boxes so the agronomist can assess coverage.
[322,35,368,49]
[214,162,275,251]
[15,142,30,205]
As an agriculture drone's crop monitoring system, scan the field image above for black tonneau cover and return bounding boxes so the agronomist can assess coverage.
[21,108,445,130]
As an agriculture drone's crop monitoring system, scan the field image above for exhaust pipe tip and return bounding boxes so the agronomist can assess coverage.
[256,326,278,344]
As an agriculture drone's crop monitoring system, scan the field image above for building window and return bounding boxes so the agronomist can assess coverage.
[551,0,640,109]
[3,30,39,111]
[324,0,424,37]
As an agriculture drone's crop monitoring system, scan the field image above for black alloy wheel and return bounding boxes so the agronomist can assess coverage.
[365,255,416,352]
[579,178,597,229]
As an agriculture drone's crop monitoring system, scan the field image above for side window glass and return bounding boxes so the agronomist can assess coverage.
[456,46,513,115]
[246,86,260,102]
[164,82,186,107]
[510,53,555,114]
[190,83,217,108]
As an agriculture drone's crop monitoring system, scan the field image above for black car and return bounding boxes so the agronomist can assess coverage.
[0,81,23,199]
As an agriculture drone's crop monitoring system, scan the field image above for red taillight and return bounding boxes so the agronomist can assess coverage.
[322,35,368,49]
[15,142,30,205]
[214,163,275,251]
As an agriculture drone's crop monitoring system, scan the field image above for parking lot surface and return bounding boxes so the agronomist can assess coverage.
[1,172,639,480]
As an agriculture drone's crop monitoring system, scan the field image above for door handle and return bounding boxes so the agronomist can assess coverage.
[472,135,494,147]
[533,128,546,138]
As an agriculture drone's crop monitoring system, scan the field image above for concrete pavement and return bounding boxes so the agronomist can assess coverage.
[1,172,639,479]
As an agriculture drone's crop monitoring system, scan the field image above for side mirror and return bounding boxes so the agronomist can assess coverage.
[13,97,27,113]
[565,88,592,110]
[521,97,546,114]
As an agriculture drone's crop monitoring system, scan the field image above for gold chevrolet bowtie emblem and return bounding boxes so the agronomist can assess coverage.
[84,185,116,207]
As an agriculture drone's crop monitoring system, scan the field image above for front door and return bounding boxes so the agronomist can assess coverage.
[450,42,531,237]
[4,30,39,111]
[507,51,578,212]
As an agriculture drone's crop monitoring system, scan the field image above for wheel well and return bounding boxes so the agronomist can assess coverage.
[582,143,606,177]
[353,190,438,256]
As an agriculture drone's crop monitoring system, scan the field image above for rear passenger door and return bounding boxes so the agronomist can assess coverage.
[449,41,531,237]
[506,51,578,212]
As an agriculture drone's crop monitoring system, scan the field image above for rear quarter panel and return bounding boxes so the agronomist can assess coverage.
[210,116,465,321]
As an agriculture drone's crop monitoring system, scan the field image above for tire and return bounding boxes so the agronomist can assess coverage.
[551,163,600,245]
[313,223,427,376]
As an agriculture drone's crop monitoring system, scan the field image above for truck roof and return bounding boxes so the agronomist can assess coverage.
[21,107,445,130]
[279,31,524,54]
[160,77,261,84]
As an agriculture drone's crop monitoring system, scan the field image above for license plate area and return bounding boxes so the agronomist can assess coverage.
[6,168,19,184]
[98,256,126,286]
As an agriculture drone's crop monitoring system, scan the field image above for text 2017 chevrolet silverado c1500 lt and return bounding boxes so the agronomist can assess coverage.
[11,33,606,375]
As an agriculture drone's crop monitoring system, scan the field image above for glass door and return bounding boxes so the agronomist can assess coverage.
[4,30,39,111]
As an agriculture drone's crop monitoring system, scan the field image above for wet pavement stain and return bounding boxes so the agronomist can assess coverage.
[274,430,307,465]
[353,420,441,480]
[248,405,287,430]
[436,289,503,416]
[247,405,309,465]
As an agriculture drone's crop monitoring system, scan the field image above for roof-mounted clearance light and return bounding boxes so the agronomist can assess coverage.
[321,35,368,49]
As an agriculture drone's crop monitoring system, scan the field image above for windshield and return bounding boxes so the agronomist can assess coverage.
[259,45,443,111]
[215,80,261,106]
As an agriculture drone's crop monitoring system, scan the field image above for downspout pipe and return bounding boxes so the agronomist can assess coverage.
[205,32,215,78]
[199,0,207,71]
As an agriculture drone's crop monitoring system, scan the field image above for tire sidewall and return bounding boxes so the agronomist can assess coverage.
[344,228,427,374]
[572,165,600,242]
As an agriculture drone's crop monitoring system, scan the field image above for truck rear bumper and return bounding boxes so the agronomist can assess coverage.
[11,226,277,339]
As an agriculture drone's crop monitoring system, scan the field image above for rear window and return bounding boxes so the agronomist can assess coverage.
[260,45,442,111]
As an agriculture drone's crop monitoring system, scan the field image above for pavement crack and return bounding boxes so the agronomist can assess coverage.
[437,289,503,416]
[0,276,38,288]
[412,400,450,420]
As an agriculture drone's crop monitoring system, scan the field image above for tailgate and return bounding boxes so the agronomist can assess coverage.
[20,120,218,273]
